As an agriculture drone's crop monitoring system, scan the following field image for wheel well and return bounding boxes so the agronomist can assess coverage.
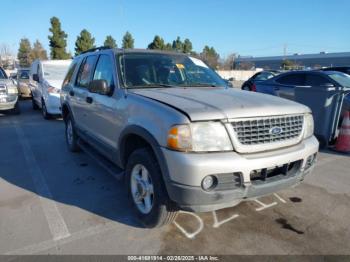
[121,134,153,167]
[61,105,70,122]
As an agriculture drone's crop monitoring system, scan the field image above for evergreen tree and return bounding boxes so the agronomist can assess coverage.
[17,38,32,67]
[104,35,117,48]
[147,35,165,50]
[172,36,183,52]
[164,43,173,51]
[30,40,48,61]
[182,38,193,54]
[74,29,95,56]
[48,17,70,59]
[122,31,134,49]
[200,46,220,69]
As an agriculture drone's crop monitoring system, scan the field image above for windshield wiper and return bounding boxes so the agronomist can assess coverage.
[179,83,219,87]
[127,84,176,89]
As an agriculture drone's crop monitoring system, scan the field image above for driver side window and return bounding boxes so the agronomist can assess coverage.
[93,55,115,89]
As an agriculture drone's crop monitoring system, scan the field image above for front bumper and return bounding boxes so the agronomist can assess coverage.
[162,136,319,212]
[0,96,18,111]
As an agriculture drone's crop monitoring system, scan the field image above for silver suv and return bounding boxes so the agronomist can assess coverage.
[60,48,319,228]
[0,66,20,114]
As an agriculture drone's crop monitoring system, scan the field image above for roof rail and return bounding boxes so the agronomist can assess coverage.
[80,46,112,55]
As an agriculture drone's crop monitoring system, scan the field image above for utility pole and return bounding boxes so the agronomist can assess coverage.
[283,43,287,58]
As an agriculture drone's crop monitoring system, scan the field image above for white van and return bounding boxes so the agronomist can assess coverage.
[30,59,71,119]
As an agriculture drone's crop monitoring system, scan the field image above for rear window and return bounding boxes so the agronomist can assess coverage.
[276,74,305,85]
[19,70,30,79]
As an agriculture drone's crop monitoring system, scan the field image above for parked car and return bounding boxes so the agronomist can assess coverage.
[30,59,71,119]
[253,70,350,109]
[0,66,20,114]
[321,66,350,75]
[16,68,31,98]
[60,48,318,228]
[241,70,280,91]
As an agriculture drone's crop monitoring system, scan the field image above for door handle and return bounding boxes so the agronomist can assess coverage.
[69,90,75,96]
[86,96,93,104]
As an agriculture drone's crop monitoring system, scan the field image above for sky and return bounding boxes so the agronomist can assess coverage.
[0,0,349,58]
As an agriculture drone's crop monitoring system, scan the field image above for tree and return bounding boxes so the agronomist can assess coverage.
[48,17,71,59]
[182,38,193,54]
[164,43,173,51]
[17,38,32,67]
[0,44,14,67]
[75,29,95,56]
[122,31,134,49]
[104,35,117,48]
[172,36,183,52]
[200,46,220,69]
[30,40,48,61]
[281,59,300,70]
[148,35,165,50]
[220,53,236,70]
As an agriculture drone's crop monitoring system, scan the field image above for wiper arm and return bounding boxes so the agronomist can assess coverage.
[127,84,176,89]
[180,83,218,87]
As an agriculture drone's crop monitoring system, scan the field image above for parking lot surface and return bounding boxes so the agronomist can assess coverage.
[0,100,349,255]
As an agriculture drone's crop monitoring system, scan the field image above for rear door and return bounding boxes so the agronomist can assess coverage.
[71,55,98,132]
[274,73,305,100]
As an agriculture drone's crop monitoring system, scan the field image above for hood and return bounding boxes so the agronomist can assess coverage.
[45,79,64,89]
[131,87,310,121]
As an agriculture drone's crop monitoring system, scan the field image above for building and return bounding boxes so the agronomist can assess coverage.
[235,52,350,70]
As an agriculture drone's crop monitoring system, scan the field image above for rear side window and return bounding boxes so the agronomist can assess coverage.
[304,74,330,86]
[276,74,305,85]
[255,72,274,81]
[63,60,78,86]
[93,55,115,89]
[76,56,97,88]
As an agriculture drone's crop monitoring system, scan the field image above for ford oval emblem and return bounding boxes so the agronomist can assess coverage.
[269,126,283,135]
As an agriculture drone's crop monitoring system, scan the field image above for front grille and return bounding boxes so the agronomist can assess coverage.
[231,115,304,145]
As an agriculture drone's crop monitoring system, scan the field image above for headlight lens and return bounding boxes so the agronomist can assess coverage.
[167,122,233,152]
[304,114,314,139]
[7,85,18,94]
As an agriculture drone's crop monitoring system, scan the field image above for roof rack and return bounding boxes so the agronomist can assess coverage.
[80,46,112,55]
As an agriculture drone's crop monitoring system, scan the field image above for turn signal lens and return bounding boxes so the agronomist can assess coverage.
[167,125,192,151]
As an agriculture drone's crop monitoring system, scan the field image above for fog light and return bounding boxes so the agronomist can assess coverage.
[202,175,217,191]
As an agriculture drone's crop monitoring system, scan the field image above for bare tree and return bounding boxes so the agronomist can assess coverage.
[0,43,14,68]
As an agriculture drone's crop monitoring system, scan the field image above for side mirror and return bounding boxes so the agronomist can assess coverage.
[33,74,39,82]
[88,79,111,95]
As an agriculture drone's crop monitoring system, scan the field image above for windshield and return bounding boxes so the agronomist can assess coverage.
[0,68,8,79]
[117,53,226,88]
[19,70,30,79]
[328,72,350,88]
[43,64,70,80]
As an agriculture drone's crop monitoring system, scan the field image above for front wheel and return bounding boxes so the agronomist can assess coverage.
[65,115,80,152]
[42,100,51,120]
[126,148,178,228]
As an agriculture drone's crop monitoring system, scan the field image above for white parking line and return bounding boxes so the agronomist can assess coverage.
[5,222,117,255]
[13,121,71,242]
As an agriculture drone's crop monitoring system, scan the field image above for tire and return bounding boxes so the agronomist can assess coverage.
[126,148,178,228]
[42,100,51,120]
[65,115,80,152]
[242,85,251,91]
[11,102,21,115]
[32,96,39,110]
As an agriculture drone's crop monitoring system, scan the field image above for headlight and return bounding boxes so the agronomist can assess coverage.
[7,86,18,94]
[304,114,314,139]
[167,122,233,152]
